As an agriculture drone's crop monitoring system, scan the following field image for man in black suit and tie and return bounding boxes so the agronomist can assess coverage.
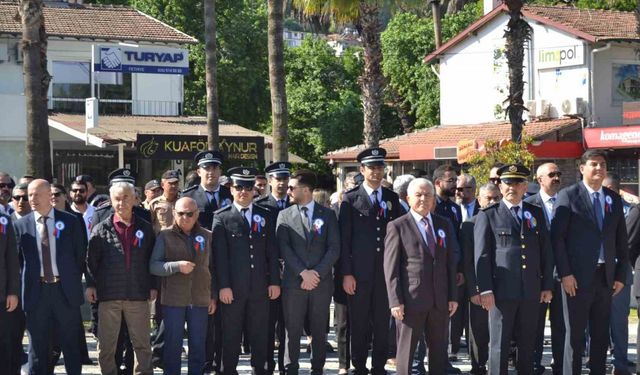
[276,170,340,374]
[384,177,458,375]
[255,161,292,375]
[551,150,629,375]
[213,167,281,375]
[339,147,403,375]
[524,162,564,375]
[0,211,19,375]
[14,179,86,375]
[462,182,500,375]
[475,164,554,375]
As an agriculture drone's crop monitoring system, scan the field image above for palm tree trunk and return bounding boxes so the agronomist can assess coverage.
[432,0,442,48]
[204,0,219,150]
[268,0,289,162]
[504,0,531,143]
[19,0,52,181]
[359,2,383,148]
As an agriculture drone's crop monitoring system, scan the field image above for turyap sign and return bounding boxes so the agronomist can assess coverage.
[137,134,265,162]
[93,45,189,75]
[537,44,585,69]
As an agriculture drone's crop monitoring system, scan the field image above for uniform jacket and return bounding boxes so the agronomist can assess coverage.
[626,204,640,296]
[15,209,86,312]
[461,217,480,296]
[338,185,403,281]
[212,204,279,299]
[475,201,554,301]
[276,203,340,289]
[183,184,233,231]
[0,213,19,301]
[255,194,291,212]
[551,183,628,289]
[384,212,457,313]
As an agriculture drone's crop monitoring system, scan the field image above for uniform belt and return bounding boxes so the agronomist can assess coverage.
[40,276,61,283]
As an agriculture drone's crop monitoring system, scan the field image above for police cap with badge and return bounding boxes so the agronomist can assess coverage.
[145,179,161,191]
[108,168,136,185]
[228,167,259,187]
[161,169,180,182]
[357,147,386,166]
[497,163,530,184]
[195,150,224,167]
[265,161,292,178]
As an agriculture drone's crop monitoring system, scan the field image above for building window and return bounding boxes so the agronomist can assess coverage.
[95,71,133,114]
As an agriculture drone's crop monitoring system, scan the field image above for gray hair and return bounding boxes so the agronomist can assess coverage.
[407,178,434,196]
[109,182,135,196]
[393,174,415,196]
[458,173,476,189]
[479,183,499,196]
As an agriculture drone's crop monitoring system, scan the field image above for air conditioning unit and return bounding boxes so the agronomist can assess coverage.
[538,99,551,118]
[526,100,537,119]
[560,97,588,116]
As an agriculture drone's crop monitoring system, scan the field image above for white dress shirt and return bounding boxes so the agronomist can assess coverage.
[410,209,436,245]
[233,202,253,227]
[298,200,315,228]
[362,182,382,204]
[538,190,557,223]
[34,208,60,277]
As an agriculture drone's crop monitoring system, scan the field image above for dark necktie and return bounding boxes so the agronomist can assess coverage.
[372,190,380,212]
[278,199,285,209]
[593,192,605,262]
[300,206,311,232]
[207,190,218,211]
[547,197,556,223]
[38,216,55,282]
[421,217,436,257]
[241,208,250,229]
[511,206,522,226]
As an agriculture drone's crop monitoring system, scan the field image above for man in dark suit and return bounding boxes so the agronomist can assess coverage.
[551,150,629,375]
[213,167,280,375]
[182,150,233,373]
[462,182,500,375]
[626,203,640,375]
[339,147,403,375]
[14,179,86,375]
[255,161,292,375]
[475,164,554,375]
[276,170,340,374]
[524,162,564,375]
[0,211,19,375]
[384,177,458,375]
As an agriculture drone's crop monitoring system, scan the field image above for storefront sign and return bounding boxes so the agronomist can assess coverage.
[456,139,479,164]
[93,45,189,75]
[623,102,640,125]
[537,44,584,70]
[584,126,640,148]
[136,134,264,162]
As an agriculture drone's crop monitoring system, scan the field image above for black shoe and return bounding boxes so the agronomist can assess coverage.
[470,367,487,375]
[449,355,458,362]
[82,357,94,365]
[446,362,461,374]
[534,365,546,375]
[326,341,335,353]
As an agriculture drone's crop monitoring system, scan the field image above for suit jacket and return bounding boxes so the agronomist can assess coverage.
[15,209,86,312]
[91,204,151,229]
[475,201,554,301]
[384,212,457,313]
[339,185,403,281]
[524,193,554,229]
[461,217,479,297]
[183,184,233,231]
[276,203,340,289]
[212,204,279,299]
[551,183,628,289]
[625,204,640,294]
[0,213,19,301]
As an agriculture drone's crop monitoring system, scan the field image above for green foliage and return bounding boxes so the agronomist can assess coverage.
[530,0,637,11]
[465,136,535,187]
[381,3,482,129]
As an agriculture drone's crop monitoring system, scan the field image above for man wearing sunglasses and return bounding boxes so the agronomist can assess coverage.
[475,164,554,375]
[213,166,280,375]
[69,180,95,239]
[142,180,163,210]
[0,172,15,216]
[10,183,30,221]
[524,163,563,375]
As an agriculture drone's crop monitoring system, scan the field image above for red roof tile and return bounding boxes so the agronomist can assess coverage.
[324,118,580,161]
[0,1,197,44]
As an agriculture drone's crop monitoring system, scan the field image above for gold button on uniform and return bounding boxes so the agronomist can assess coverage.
[522,265,527,269]
[521,255,526,259]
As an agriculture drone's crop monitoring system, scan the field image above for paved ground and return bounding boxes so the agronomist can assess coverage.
[45,320,639,374]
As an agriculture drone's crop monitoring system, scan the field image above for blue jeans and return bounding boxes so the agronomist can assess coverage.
[162,305,209,375]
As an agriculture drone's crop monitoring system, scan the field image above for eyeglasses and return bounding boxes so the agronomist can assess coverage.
[0,183,12,189]
[52,192,63,198]
[455,186,473,192]
[12,195,27,201]
[547,172,562,178]
[176,211,195,218]
[489,178,501,184]
[70,189,86,193]
[502,180,524,186]
[440,178,456,184]
[287,185,299,191]
[232,185,254,192]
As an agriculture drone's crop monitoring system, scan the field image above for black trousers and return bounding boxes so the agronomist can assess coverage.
[533,280,564,374]
[220,293,269,375]
[395,308,449,375]
[204,312,223,371]
[7,304,25,375]
[450,285,468,354]
[267,297,286,374]
[282,282,333,375]
[468,301,489,372]
[334,301,350,370]
[0,301,15,374]
[488,299,539,375]
[348,276,390,375]
[562,266,611,375]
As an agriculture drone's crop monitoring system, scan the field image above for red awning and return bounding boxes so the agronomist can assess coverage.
[584,126,640,149]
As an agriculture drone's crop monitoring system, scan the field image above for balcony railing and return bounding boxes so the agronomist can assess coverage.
[49,97,183,116]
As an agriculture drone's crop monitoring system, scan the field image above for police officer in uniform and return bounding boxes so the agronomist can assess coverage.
[148,170,181,233]
[182,150,233,373]
[213,167,281,375]
[339,147,403,375]
[255,161,292,375]
[474,164,554,375]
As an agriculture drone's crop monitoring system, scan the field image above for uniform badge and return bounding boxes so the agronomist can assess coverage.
[0,216,7,235]
[605,195,613,213]
[437,229,447,248]
[387,201,393,211]
[54,221,65,239]
[252,214,264,233]
[195,235,206,252]
[134,230,144,248]
[313,218,324,235]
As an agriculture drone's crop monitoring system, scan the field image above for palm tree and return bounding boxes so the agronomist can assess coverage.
[268,0,289,162]
[503,0,531,143]
[203,0,219,150]
[18,0,52,180]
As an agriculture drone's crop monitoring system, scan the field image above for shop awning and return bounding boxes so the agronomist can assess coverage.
[584,126,640,149]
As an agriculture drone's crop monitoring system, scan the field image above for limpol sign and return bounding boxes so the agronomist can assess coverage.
[537,44,584,70]
[92,44,189,75]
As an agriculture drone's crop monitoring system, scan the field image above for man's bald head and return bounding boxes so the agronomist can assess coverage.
[174,197,199,233]
[28,179,53,215]
[175,197,197,212]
